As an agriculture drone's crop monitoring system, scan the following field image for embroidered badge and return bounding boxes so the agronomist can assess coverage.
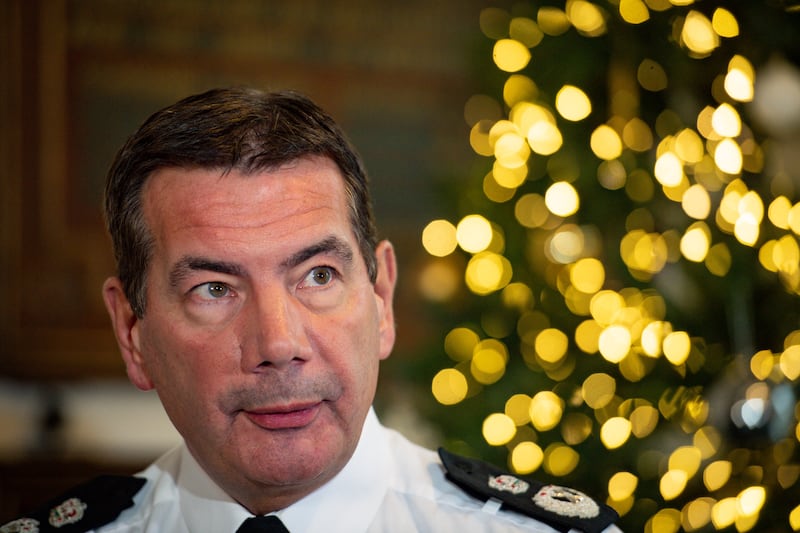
[0,518,40,533]
[488,474,530,495]
[532,484,600,519]
[48,497,87,528]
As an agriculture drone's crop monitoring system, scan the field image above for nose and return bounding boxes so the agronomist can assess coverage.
[242,290,310,372]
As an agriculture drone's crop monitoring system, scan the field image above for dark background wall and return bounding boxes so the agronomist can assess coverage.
[0,0,484,519]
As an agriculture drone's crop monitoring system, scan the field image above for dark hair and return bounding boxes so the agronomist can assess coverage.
[104,87,378,317]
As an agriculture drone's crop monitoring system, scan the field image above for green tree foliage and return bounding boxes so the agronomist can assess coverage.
[418,1,800,530]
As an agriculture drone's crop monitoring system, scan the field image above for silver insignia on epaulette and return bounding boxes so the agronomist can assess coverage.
[0,518,39,533]
[48,497,87,528]
[488,474,530,495]
[532,484,600,518]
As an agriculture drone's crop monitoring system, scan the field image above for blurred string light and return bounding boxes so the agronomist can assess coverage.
[424,1,800,531]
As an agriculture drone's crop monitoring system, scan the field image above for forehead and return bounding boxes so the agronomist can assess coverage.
[141,156,350,231]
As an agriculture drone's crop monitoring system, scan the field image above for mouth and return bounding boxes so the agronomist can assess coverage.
[242,402,323,430]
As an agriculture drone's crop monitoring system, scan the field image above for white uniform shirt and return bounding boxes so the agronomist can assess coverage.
[98,409,621,532]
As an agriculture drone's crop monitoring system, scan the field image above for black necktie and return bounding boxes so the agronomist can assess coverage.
[236,515,290,533]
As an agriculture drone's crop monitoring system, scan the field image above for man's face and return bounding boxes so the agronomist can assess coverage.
[103,156,396,511]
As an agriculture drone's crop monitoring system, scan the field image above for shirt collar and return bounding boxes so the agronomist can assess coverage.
[177,443,252,531]
[175,407,389,532]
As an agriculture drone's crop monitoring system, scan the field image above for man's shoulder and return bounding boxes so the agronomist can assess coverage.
[0,446,183,533]
[434,448,620,533]
[381,430,619,533]
[0,475,147,533]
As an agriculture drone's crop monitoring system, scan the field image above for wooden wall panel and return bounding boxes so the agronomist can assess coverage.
[1,0,481,380]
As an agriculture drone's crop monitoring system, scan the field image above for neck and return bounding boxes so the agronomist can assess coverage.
[235,481,325,515]
[192,445,354,516]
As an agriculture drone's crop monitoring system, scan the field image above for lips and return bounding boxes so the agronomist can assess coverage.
[243,402,322,430]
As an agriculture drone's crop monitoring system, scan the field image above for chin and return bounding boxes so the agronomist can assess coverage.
[247,445,349,491]
[245,427,354,484]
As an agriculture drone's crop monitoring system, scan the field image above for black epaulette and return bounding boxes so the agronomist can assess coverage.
[0,475,146,533]
[439,448,618,533]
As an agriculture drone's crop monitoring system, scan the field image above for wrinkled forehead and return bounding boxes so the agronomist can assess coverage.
[143,159,353,247]
[143,154,347,192]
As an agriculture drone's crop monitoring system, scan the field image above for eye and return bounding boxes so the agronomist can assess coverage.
[192,282,232,300]
[305,266,335,287]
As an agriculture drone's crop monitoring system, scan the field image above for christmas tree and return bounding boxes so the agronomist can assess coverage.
[418,1,800,530]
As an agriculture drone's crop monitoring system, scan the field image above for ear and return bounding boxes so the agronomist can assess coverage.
[102,277,154,391]
[373,240,397,360]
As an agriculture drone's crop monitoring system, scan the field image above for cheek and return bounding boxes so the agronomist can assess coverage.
[323,306,382,385]
[140,321,236,394]
[141,331,240,439]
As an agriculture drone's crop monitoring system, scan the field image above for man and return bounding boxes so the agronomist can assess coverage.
[2,88,619,532]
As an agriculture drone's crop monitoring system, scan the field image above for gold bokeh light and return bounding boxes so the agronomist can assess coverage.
[422,219,458,257]
[529,391,564,431]
[511,441,544,474]
[505,393,532,426]
[483,412,517,445]
[465,252,513,295]
[545,181,580,217]
[680,10,718,56]
[660,469,689,501]
[456,214,493,253]
[590,124,624,160]
[570,257,605,294]
[431,368,468,406]
[682,184,711,220]
[543,442,579,477]
[556,85,592,121]
[619,0,649,24]
[711,103,742,138]
[637,58,667,91]
[510,17,544,48]
[712,7,739,38]
[609,471,639,501]
[566,0,607,37]
[654,151,684,187]
[601,417,632,449]
[429,2,799,530]
[493,39,531,72]
[537,6,571,36]
[680,222,710,262]
[583,373,616,409]
[527,120,563,155]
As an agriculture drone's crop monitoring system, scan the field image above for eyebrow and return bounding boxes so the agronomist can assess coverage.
[168,236,355,288]
[169,257,246,289]
[280,235,354,271]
